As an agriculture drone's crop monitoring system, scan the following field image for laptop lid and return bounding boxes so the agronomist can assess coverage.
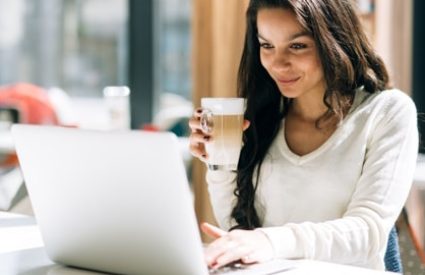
[12,125,208,275]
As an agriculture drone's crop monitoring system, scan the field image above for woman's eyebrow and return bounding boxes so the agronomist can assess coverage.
[289,30,311,40]
[257,31,311,41]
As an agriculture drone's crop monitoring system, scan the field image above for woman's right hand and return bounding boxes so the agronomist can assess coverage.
[188,108,210,162]
[188,108,250,162]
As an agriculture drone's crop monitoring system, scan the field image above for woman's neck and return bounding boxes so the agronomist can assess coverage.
[289,92,328,123]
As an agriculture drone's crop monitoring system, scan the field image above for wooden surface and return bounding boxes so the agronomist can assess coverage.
[191,0,248,241]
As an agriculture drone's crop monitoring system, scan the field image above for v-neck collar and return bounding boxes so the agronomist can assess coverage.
[278,89,366,165]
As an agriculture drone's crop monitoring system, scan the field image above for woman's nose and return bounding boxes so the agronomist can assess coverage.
[271,51,291,72]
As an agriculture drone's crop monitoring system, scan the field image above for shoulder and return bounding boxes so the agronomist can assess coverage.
[373,88,414,105]
[345,88,417,136]
[358,88,417,117]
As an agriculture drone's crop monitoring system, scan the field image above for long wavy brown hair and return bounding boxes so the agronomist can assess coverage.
[232,0,390,230]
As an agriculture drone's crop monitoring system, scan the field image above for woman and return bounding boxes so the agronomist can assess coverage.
[189,0,418,271]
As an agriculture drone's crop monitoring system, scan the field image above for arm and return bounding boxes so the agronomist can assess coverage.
[206,170,237,230]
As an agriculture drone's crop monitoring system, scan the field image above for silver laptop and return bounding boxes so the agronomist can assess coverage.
[12,125,295,275]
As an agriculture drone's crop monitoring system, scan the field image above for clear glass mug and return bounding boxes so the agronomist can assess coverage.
[200,98,245,171]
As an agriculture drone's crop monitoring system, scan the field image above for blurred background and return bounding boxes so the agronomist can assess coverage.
[0,0,192,132]
[0,0,424,271]
[0,0,423,136]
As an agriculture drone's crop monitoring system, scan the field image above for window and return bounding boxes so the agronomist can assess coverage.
[154,0,191,100]
[0,0,193,132]
[0,0,128,98]
[151,0,192,135]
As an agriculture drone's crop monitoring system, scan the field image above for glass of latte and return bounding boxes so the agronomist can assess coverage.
[200,97,245,171]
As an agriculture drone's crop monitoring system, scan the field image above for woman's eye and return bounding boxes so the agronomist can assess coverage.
[259,42,274,49]
[290,43,307,50]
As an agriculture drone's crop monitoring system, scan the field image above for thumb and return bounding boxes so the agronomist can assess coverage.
[243,120,250,131]
[201,222,227,239]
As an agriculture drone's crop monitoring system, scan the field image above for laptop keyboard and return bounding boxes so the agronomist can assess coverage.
[209,262,247,274]
[208,259,296,275]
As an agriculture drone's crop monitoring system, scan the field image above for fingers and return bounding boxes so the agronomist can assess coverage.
[203,229,274,269]
[204,235,236,267]
[241,251,260,264]
[190,131,210,144]
[189,143,207,161]
[213,245,252,268]
[201,223,227,238]
[205,234,253,269]
[243,119,250,131]
[188,116,202,133]
[188,108,211,160]
[188,108,205,132]
[204,230,246,268]
[189,132,210,160]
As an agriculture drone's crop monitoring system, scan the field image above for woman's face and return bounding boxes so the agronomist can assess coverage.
[257,8,326,100]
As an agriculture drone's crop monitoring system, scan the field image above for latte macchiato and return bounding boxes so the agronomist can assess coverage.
[201,98,245,171]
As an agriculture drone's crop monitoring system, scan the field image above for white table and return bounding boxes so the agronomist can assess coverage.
[0,212,398,275]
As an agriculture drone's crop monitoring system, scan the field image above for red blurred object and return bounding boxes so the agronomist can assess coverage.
[142,123,160,132]
[0,83,60,168]
[0,83,59,125]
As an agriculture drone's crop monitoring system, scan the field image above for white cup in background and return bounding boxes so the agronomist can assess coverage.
[103,86,131,130]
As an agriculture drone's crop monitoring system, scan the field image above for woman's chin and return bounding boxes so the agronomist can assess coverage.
[279,88,299,99]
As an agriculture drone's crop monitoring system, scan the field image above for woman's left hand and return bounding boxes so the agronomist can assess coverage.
[201,222,274,269]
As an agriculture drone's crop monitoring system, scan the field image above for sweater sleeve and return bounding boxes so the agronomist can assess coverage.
[206,170,237,230]
[259,92,419,265]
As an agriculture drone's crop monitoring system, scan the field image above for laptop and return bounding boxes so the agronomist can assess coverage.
[11,125,296,275]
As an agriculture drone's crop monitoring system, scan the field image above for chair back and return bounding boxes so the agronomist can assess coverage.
[385,226,403,272]
[397,208,425,274]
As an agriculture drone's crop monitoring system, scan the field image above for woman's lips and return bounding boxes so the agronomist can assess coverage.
[276,76,300,85]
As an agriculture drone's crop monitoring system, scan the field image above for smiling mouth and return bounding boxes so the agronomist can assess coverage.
[277,77,300,85]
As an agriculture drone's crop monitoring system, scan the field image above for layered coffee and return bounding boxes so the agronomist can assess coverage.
[201,98,245,171]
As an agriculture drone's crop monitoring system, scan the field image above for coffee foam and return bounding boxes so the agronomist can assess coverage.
[201,98,245,115]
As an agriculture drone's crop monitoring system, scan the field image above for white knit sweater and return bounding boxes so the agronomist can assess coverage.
[206,89,419,270]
